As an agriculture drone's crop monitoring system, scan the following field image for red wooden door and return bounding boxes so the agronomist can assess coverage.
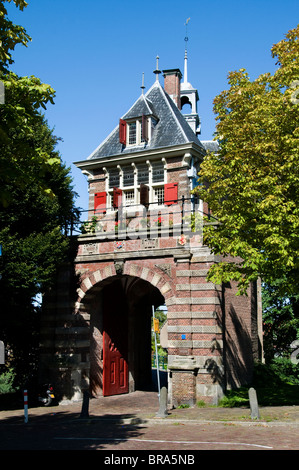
[102,281,129,397]
[103,330,128,396]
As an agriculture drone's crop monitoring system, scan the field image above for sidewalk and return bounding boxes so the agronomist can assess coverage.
[1,390,299,426]
[1,391,299,450]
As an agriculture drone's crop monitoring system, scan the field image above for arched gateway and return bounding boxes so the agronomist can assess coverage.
[82,274,165,397]
[39,61,263,406]
[40,231,262,406]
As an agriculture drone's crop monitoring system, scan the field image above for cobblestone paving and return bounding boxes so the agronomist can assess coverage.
[0,391,298,451]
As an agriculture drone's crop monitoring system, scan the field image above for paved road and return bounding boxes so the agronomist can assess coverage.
[0,391,299,453]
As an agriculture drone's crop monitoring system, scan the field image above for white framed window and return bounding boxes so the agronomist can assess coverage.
[137,164,149,185]
[109,168,120,189]
[127,119,144,146]
[106,159,167,208]
[128,122,137,145]
[124,190,135,206]
[153,186,164,206]
[119,115,158,147]
[123,165,134,187]
[152,162,165,183]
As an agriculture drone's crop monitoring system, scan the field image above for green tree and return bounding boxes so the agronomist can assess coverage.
[193,25,299,296]
[0,0,79,387]
[0,0,57,207]
[0,115,78,385]
[262,279,299,363]
[0,0,30,72]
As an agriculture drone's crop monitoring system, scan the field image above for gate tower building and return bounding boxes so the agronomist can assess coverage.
[39,56,263,406]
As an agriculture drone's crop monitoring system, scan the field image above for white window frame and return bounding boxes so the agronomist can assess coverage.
[152,186,165,206]
[124,189,135,206]
[126,119,144,147]
[149,158,166,207]
[125,115,158,147]
[105,159,166,209]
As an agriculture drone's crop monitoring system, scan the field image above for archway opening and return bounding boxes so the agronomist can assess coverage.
[86,275,166,397]
[181,95,192,114]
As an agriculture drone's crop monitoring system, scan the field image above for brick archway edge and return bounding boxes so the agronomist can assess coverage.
[75,261,176,312]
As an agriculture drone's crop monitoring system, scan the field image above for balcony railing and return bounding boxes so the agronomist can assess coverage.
[74,196,218,241]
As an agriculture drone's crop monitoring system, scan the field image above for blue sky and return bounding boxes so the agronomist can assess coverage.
[6,0,299,212]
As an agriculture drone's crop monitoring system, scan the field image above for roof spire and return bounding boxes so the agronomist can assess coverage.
[184,18,190,85]
[153,55,161,82]
[141,72,145,94]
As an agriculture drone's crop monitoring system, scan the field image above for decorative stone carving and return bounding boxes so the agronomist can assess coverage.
[82,243,99,255]
[155,263,172,277]
[114,260,124,275]
[141,238,158,249]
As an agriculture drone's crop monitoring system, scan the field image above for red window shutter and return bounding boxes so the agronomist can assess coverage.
[94,192,107,213]
[142,114,148,141]
[119,119,127,145]
[164,183,178,206]
[113,187,123,209]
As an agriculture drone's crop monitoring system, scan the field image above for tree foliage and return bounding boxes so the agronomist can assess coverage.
[0,0,30,72]
[0,0,58,207]
[194,25,299,295]
[0,0,79,385]
[262,279,299,362]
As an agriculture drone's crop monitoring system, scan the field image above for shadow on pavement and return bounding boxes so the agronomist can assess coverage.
[0,409,148,450]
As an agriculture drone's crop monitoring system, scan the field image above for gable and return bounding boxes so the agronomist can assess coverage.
[122,94,156,120]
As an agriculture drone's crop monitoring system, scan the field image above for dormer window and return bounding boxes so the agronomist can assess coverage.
[128,122,137,145]
[126,118,146,146]
[119,115,157,147]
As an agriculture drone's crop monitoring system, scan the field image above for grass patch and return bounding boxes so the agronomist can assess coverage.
[218,388,249,408]
[196,400,207,408]
[218,359,299,408]
[254,384,299,406]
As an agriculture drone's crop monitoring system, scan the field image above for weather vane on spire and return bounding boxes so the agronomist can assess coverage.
[185,17,190,50]
[184,18,190,84]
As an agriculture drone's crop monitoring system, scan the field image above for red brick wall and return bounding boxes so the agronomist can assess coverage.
[40,219,261,404]
[223,280,257,388]
[172,371,196,407]
[163,71,182,109]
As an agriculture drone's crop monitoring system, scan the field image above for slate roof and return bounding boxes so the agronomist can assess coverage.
[122,94,156,120]
[201,141,219,153]
[87,80,205,161]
